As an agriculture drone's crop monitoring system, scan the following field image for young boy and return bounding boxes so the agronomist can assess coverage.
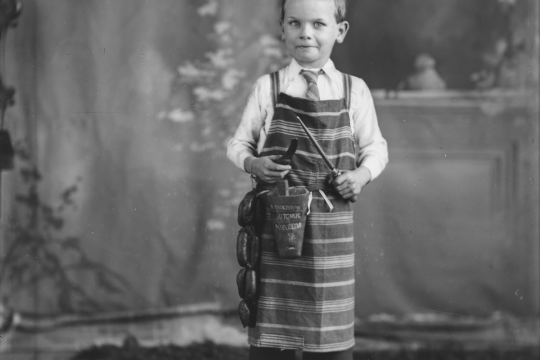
[227,0,388,359]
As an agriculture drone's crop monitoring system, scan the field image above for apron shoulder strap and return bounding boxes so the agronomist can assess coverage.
[270,71,280,109]
[342,73,352,111]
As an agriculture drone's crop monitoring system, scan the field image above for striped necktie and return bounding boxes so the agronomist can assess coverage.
[301,70,323,101]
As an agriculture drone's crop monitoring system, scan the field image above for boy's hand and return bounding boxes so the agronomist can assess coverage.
[332,166,371,200]
[245,156,291,183]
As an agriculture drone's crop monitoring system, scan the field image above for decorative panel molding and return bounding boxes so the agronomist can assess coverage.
[353,91,538,316]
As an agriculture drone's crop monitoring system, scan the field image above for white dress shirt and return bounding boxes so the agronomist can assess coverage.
[227,59,388,180]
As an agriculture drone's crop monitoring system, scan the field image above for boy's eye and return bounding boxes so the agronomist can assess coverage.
[289,21,300,26]
[314,22,325,27]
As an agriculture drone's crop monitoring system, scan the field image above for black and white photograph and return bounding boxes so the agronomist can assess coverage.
[0,0,538,359]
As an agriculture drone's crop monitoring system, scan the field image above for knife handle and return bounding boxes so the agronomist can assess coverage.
[274,158,292,166]
[334,170,357,203]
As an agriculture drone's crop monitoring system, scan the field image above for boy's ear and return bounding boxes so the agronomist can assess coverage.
[280,19,285,41]
[336,21,350,44]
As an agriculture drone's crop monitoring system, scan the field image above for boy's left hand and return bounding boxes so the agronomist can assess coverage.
[331,166,372,200]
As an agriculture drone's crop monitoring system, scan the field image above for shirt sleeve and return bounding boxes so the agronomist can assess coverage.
[350,77,389,181]
[226,75,270,172]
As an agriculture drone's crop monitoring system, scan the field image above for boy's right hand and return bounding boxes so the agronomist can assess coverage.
[245,155,291,183]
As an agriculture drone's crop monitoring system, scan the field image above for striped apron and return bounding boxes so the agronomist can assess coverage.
[249,72,356,353]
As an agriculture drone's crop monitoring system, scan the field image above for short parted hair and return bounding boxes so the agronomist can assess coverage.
[281,0,348,23]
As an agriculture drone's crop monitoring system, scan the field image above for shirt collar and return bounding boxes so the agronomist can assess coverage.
[287,58,342,84]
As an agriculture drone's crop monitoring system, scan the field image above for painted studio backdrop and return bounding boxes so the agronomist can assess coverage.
[0,0,538,341]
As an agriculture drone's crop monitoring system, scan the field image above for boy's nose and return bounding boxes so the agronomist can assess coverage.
[299,24,312,39]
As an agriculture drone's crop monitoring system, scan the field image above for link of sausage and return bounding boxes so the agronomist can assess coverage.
[244,269,258,302]
[238,190,256,227]
[236,268,246,299]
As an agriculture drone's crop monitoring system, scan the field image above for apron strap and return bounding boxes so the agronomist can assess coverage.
[319,190,334,211]
[270,71,280,109]
[343,73,352,111]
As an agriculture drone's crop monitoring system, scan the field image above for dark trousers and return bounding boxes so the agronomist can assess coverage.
[248,346,353,360]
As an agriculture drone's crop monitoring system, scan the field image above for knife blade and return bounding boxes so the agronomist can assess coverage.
[274,138,298,165]
[296,116,357,203]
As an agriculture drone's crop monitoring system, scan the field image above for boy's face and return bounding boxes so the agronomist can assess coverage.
[281,0,349,69]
